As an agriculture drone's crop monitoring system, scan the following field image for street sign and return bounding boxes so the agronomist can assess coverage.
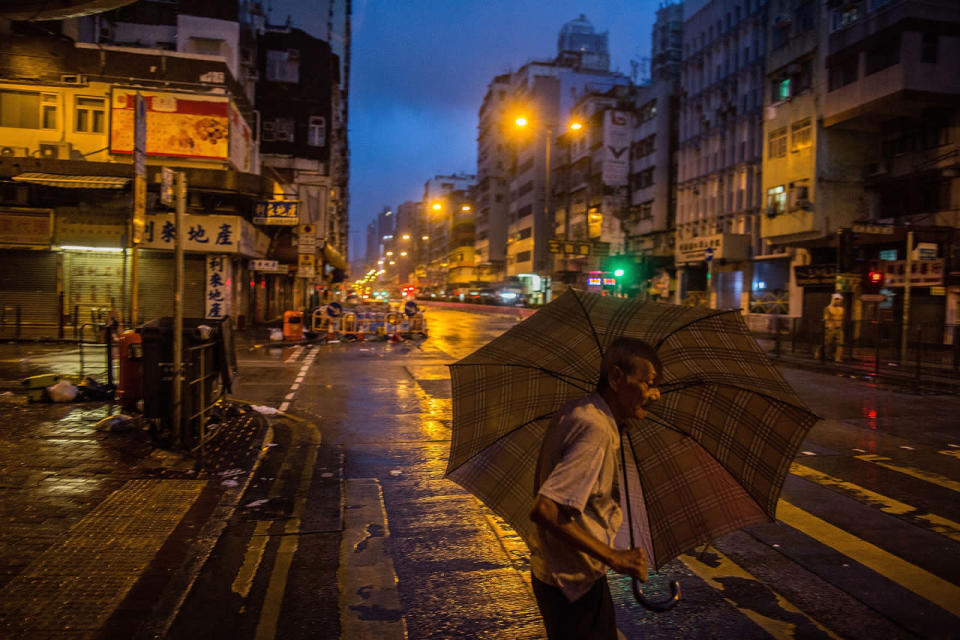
[249,259,279,272]
[704,247,714,262]
[297,253,316,277]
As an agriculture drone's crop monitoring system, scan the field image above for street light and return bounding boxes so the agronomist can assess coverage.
[402,233,410,240]
[431,202,443,211]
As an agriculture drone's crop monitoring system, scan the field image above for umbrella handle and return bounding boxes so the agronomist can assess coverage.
[632,578,681,612]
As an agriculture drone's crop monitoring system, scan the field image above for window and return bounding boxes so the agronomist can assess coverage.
[794,2,815,32]
[639,200,653,220]
[517,181,534,197]
[266,49,300,83]
[518,227,532,240]
[307,116,325,146]
[828,56,858,91]
[516,204,532,218]
[766,185,786,214]
[768,128,787,158]
[772,77,790,102]
[791,118,812,151]
[75,96,105,133]
[771,23,789,50]
[831,7,859,31]
[262,117,294,142]
[0,90,57,129]
[865,35,900,75]
[516,250,531,263]
[921,33,938,63]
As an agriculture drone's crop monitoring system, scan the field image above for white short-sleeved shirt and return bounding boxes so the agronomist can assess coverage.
[530,393,623,601]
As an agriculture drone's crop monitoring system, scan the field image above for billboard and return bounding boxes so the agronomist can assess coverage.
[110,88,229,160]
[229,102,254,172]
[602,110,630,187]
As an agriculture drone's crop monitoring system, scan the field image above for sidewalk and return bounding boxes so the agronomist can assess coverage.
[0,339,273,639]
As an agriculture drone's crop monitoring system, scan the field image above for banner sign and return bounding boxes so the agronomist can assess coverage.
[794,264,837,287]
[254,200,300,225]
[0,211,52,247]
[205,254,232,320]
[601,110,630,187]
[882,259,944,286]
[111,88,229,160]
[143,214,268,257]
[228,101,254,173]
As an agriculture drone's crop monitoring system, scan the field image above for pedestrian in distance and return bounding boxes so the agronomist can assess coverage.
[815,293,845,362]
[529,337,662,640]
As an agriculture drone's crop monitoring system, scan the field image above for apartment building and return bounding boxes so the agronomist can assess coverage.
[677,0,768,309]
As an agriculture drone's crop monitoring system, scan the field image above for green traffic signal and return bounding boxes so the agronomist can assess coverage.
[614,268,625,278]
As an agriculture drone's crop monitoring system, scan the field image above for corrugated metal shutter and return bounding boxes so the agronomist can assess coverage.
[65,251,125,325]
[0,250,58,325]
[137,251,205,323]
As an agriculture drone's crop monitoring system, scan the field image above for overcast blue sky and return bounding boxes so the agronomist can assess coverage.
[272,0,667,258]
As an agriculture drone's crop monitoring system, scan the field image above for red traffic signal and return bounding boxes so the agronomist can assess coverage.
[867,271,883,285]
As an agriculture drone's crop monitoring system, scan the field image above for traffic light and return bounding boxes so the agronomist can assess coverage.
[862,269,884,295]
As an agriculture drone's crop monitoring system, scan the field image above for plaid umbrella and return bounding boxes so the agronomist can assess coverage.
[446,289,818,606]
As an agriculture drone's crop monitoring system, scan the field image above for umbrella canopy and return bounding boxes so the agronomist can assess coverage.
[446,288,818,571]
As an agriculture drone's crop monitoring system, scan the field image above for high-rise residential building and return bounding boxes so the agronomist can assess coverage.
[477,15,629,302]
[475,74,512,285]
[676,0,768,309]
[395,200,420,285]
[420,174,476,293]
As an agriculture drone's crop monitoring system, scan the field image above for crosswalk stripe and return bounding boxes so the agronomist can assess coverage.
[680,550,841,639]
[855,454,960,493]
[777,500,960,617]
[790,462,960,543]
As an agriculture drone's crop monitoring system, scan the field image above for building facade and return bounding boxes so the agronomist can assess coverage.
[677,0,768,309]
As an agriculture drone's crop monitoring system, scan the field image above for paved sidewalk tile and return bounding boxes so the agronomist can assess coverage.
[0,479,205,638]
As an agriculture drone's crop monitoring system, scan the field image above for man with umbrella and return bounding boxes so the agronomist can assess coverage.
[529,337,661,639]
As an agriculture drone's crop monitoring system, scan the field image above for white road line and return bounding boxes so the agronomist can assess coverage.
[279,401,290,412]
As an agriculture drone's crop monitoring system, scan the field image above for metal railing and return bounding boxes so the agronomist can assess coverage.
[181,338,227,462]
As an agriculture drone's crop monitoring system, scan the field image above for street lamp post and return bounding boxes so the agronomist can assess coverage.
[514,117,583,302]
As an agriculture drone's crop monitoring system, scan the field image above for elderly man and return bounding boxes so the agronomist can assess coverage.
[529,337,662,639]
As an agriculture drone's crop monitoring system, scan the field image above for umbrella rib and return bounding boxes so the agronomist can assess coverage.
[448,362,595,392]
[653,308,743,351]
[658,379,820,420]
[570,288,605,360]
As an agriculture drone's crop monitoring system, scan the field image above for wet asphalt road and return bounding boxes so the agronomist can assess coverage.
[171,307,960,639]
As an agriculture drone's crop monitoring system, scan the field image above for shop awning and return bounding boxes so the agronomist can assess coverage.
[12,173,130,189]
[322,243,348,271]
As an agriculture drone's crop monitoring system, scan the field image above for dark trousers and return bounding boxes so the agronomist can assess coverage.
[532,574,618,640]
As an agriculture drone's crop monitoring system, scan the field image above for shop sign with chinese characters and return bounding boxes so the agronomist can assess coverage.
[254,200,300,225]
[882,259,944,286]
[205,255,232,320]
[0,210,53,247]
[142,214,268,257]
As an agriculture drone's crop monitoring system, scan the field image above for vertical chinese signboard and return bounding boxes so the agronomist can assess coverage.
[133,93,147,244]
[206,255,232,320]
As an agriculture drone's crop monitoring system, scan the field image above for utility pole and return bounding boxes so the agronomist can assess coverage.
[172,171,186,448]
[901,230,913,362]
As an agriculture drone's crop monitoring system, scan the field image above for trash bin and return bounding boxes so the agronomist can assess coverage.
[116,330,143,409]
[283,310,304,342]
[138,317,228,445]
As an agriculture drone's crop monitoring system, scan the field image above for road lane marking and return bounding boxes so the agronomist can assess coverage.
[232,521,271,598]
[854,454,960,493]
[938,449,960,461]
[340,478,407,639]
[790,462,960,543]
[777,500,960,617]
[681,549,841,639]
[254,424,321,640]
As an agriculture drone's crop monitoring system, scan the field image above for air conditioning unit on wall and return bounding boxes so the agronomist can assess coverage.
[0,146,29,158]
[38,142,73,160]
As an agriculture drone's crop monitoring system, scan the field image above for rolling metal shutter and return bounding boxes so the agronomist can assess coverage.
[137,251,205,323]
[0,250,58,325]
[64,250,125,325]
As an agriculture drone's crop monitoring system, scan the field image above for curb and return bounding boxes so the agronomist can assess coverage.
[135,420,276,639]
